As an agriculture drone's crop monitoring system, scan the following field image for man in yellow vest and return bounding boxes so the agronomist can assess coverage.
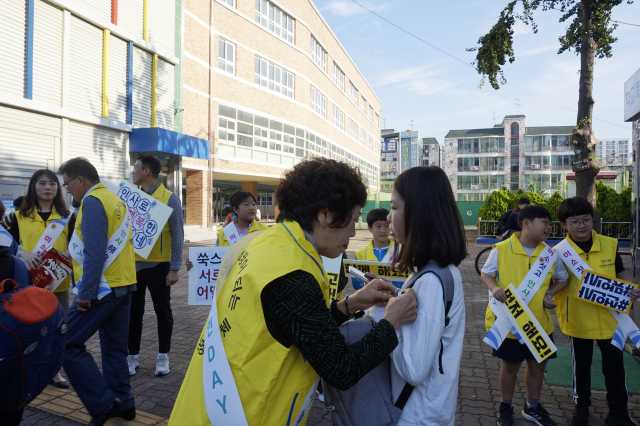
[127,154,184,377]
[59,157,137,426]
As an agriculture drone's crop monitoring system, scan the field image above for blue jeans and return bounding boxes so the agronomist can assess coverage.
[63,290,135,416]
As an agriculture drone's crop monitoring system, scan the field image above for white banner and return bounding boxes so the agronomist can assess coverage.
[115,181,173,259]
[32,217,69,257]
[222,222,241,246]
[188,246,229,305]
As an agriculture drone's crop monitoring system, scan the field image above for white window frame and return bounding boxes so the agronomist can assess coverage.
[361,96,367,115]
[333,105,344,131]
[333,63,344,92]
[311,37,326,72]
[255,0,294,43]
[254,56,294,98]
[218,39,235,75]
[369,105,373,121]
[368,134,373,150]
[310,86,326,118]
[348,118,357,139]
[360,128,366,145]
[221,0,235,7]
[349,82,358,105]
[374,112,379,128]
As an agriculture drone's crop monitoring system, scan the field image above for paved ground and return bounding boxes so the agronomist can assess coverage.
[21,229,640,425]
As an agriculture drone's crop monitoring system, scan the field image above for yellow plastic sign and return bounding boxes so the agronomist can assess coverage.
[342,260,409,282]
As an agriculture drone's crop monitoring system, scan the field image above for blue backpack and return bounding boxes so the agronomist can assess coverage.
[0,256,67,412]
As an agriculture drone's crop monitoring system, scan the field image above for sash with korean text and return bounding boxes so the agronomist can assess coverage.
[32,217,69,257]
[222,222,242,246]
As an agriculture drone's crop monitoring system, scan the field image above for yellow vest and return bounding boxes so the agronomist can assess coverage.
[355,240,394,261]
[73,184,136,289]
[554,230,618,339]
[135,183,173,263]
[216,219,269,246]
[170,220,329,426]
[485,232,555,338]
[16,207,71,293]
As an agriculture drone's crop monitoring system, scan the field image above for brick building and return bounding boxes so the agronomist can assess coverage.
[181,0,382,228]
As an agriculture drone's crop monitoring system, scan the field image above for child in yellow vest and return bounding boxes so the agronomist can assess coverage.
[554,197,640,426]
[352,208,402,290]
[481,205,570,426]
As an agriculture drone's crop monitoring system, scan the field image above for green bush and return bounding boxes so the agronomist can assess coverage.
[545,192,564,221]
[477,188,511,222]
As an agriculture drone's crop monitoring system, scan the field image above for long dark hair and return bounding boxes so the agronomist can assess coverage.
[19,169,69,219]
[229,191,257,214]
[393,166,466,273]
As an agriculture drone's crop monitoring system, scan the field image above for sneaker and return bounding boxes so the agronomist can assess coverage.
[315,390,324,402]
[155,353,170,376]
[497,402,514,426]
[127,355,139,376]
[570,405,589,426]
[522,402,557,426]
[605,411,639,426]
[118,406,136,421]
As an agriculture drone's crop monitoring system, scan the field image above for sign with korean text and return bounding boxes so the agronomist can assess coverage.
[410,140,418,168]
[380,182,394,192]
[381,141,397,153]
[188,246,230,305]
[321,255,343,302]
[576,271,637,314]
[115,181,173,259]
[624,67,640,122]
[500,284,557,363]
[343,259,409,282]
[401,138,410,172]
[30,248,72,292]
[400,131,418,139]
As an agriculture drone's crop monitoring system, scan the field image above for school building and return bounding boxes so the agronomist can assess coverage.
[181,0,382,232]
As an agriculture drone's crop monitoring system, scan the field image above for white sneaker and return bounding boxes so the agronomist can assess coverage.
[155,353,170,376]
[127,355,139,376]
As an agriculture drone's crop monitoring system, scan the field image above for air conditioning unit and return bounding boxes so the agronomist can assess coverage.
[470,185,480,190]
[470,166,479,171]
[531,164,540,170]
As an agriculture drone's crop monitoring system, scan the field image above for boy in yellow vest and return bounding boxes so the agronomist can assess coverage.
[481,205,570,426]
[554,197,640,426]
[127,155,184,378]
[352,208,402,289]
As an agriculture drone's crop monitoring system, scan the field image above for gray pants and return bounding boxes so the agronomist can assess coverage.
[54,289,70,315]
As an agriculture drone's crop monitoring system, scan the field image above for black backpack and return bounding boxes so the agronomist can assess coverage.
[495,209,514,237]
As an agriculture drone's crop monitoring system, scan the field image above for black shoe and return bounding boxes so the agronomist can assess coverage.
[497,402,514,426]
[570,405,589,426]
[51,379,70,389]
[119,407,136,421]
[89,400,123,426]
[605,411,638,426]
[522,402,557,426]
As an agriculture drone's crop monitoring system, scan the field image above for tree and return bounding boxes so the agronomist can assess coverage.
[478,188,512,222]
[468,0,631,228]
[545,192,564,221]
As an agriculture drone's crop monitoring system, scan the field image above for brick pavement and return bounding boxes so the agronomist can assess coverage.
[23,231,640,425]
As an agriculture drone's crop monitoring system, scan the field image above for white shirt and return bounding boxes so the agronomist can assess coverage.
[370,265,465,425]
[481,247,569,282]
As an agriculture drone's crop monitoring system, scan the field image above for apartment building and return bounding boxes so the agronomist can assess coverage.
[444,115,575,201]
[422,137,440,167]
[596,138,632,166]
[1,0,209,207]
[181,0,382,225]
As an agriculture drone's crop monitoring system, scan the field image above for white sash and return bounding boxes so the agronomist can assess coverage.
[322,255,343,302]
[0,226,13,249]
[222,222,242,246]
[203,286,249,426]
[555,239,640,350]
[381,245,394,264]
[70,201,131,301]
[32,217,69,257]
[484,244,557,349]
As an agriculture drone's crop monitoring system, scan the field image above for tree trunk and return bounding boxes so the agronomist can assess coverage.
[574,0,600,231]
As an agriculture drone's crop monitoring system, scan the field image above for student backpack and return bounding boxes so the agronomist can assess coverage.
[0,259,67,412]
[494,209,514,237]
[322,261,455,426]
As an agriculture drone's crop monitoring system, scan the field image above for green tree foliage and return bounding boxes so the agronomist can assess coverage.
[478,188,511,221]
[523,191,545,206]
[508,189,525,209]
[595,181,632,222]
[545,192,564,221]
[619,186,632,222]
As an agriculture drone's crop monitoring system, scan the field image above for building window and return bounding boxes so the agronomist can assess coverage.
[360,128,366,145]
[333,105,344,130]
[374,112,379,128]
[311,37,326,72]
[221,0,234,7]
[349,118,357,139]
[349,82,358,104]
[218,39,235,74]
[255,56,294,98]
[368,105,373,121]
[255,0,294,43]
[361,96,367,115]
[368,134,373,150]
[310,86,326,118]
[333,64,344,91]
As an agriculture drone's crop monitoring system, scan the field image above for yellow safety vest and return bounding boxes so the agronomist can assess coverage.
[15,207,71,293]
[485,232,555,338]
[354,240,394,262]
[216,219,269,246]
[73,184,136,289]
[135,183,174,263]
[554,230,618,339]
[170,220,330,426]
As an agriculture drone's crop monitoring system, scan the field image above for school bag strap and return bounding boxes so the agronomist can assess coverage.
[12,255,31,288]
[394,261,455,410]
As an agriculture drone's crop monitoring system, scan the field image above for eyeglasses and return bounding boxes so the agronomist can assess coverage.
[567,218,592,228]
[63,176,79,188]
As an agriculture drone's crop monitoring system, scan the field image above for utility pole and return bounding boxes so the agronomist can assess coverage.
[492,112,496,125]
[408,120,414,131]
[515,98,521,114]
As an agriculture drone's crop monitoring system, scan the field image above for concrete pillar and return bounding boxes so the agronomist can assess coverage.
[242,181,258,197]
[186,170,208,226]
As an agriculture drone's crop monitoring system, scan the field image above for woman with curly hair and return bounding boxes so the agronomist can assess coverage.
[170,158,418,426]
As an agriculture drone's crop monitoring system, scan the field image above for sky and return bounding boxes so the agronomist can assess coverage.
[312,0,640,144]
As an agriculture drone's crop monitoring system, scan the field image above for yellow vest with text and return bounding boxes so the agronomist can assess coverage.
[169,220,330,426]
[485,232,555,339]
[216,219,269,246]
[554,230,618,339]
[135,183,173,263]
[355,240,394,262]
[73,184,136,289]
[16,207,71,293]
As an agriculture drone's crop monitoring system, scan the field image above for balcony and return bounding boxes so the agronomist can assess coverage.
[525,144,573,153]
[457,183,504,191]
[457,147,505,154]
[458,164,504,172]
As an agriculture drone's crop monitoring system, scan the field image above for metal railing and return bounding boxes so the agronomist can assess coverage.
[458,165,504,172]
[457,147,505,154]
[478,219,632,241]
